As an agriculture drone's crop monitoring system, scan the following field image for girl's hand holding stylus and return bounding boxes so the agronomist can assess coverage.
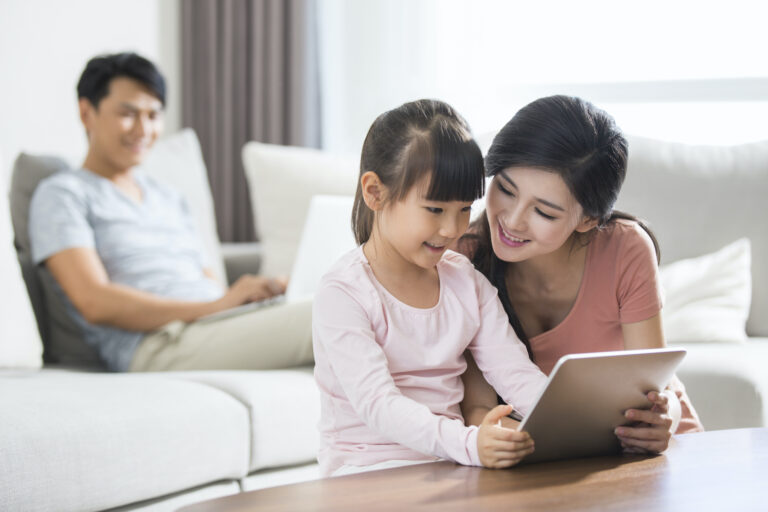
[615,390,675,454]
[477,405,534,468]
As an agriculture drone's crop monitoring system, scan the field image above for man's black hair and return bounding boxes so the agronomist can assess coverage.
[77,52,166,108]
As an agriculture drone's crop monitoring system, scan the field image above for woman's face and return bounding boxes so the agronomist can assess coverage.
[485,167,595,263]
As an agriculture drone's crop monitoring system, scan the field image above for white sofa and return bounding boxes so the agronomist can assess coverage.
[0,131,321,512]
[2,130,767,511]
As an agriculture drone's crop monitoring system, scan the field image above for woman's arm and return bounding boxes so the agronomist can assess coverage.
[619,313,680,453]
[461,353,520,429]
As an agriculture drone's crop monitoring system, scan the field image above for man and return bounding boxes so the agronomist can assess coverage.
[28,53,313,372]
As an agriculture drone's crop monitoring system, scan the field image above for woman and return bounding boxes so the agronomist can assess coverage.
[460,95,703,454]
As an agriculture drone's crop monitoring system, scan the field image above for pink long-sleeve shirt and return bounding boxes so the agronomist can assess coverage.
[312,247,547,476]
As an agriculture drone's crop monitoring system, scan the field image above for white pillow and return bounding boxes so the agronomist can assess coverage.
[0,158,43,369]
[138,129,226,285]
[241,142,358,276]
[660,238,751,344]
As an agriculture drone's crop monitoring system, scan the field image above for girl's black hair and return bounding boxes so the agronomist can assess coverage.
[352,99,485,245]
[466,95,659,359]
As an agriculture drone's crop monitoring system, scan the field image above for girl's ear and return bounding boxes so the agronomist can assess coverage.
[575,216,599,233]
[360,171,388,210]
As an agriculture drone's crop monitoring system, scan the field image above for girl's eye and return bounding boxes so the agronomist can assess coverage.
[461,205,472,212]
[425,207,443,214]
[535,208,557,220]
[496,181,514,197]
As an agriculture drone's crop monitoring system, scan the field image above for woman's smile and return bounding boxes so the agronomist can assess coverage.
[497,221,530,248]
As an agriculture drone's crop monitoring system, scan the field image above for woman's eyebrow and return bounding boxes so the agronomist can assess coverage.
[536,197,565,212]
[499,172,566,212]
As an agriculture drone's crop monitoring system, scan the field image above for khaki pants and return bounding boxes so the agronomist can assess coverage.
[129,299,313,371]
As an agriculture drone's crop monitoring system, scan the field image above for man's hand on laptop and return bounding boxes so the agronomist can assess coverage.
[217,275,287,310]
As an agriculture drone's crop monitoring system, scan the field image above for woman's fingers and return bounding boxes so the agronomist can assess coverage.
[616,420,672,453]
[625,409,673,429]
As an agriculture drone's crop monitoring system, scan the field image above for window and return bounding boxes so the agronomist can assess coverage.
[318,0,768,152]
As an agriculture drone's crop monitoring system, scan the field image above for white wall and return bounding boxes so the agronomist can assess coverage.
[318,0,768,154]
[0,0,181,180]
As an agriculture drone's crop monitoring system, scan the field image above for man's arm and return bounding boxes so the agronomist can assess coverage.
[45,247,283,331]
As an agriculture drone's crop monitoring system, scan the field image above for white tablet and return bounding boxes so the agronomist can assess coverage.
[517,347,686,464]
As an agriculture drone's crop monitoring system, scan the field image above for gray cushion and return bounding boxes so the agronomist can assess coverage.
[619,136,768,337]
[9,153,102,367]
[0,370,250,511]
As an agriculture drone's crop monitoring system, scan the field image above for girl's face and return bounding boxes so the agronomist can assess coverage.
[485,167,595,263]
[376,175,473,270]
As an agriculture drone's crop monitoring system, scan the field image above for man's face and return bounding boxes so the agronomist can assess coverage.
[80,76,164,171]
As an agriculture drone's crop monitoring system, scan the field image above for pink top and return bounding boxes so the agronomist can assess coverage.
[312,248,547,476]
[461,219,703,434]
[529,220,663,375]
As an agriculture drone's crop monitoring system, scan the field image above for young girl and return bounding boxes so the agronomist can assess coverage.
[459,95,704,453]
[312,99,548,477]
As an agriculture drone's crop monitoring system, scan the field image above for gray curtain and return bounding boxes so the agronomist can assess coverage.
[181,0,321,242]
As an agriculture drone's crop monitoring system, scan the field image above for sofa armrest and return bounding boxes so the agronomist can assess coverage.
[221,242,263,285]
[675,339,768,430]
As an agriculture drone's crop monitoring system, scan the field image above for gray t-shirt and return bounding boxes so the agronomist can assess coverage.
[28,168,223,371]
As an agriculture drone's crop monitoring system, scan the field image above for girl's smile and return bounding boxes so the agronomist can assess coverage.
[423,241,446,253]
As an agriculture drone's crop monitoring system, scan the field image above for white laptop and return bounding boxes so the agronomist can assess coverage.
[517,347,687,464]
[198,195,356,322]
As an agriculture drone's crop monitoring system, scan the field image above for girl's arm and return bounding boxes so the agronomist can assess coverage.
[314,282,485,467]
[465,273,547,423]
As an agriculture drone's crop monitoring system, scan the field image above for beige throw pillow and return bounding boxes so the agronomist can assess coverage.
[661,238,751,344]
[241,142,358,277]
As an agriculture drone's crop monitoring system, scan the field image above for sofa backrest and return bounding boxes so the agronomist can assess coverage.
[618,136,768,337]
[9,129,225,367]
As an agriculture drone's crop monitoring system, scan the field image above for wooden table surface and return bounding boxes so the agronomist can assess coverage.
[182,428,767,511]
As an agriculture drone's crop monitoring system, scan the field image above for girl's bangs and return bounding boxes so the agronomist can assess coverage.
[425,130,485,203]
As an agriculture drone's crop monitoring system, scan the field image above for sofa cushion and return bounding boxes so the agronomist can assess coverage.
[0,370,250,512]
[241,142,358,276]
[1,167,43,369]
[618,136,768,337]
[172,368,320,471]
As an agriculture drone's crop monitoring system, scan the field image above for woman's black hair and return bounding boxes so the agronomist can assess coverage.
[77,52,166,108]
[466,95,659,359]
[352,99,485,245]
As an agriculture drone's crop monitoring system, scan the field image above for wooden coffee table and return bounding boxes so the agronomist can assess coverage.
[182,428,767,511]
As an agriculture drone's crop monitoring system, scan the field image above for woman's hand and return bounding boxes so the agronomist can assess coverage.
[477,405,534,468]
[615,390,675,454]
